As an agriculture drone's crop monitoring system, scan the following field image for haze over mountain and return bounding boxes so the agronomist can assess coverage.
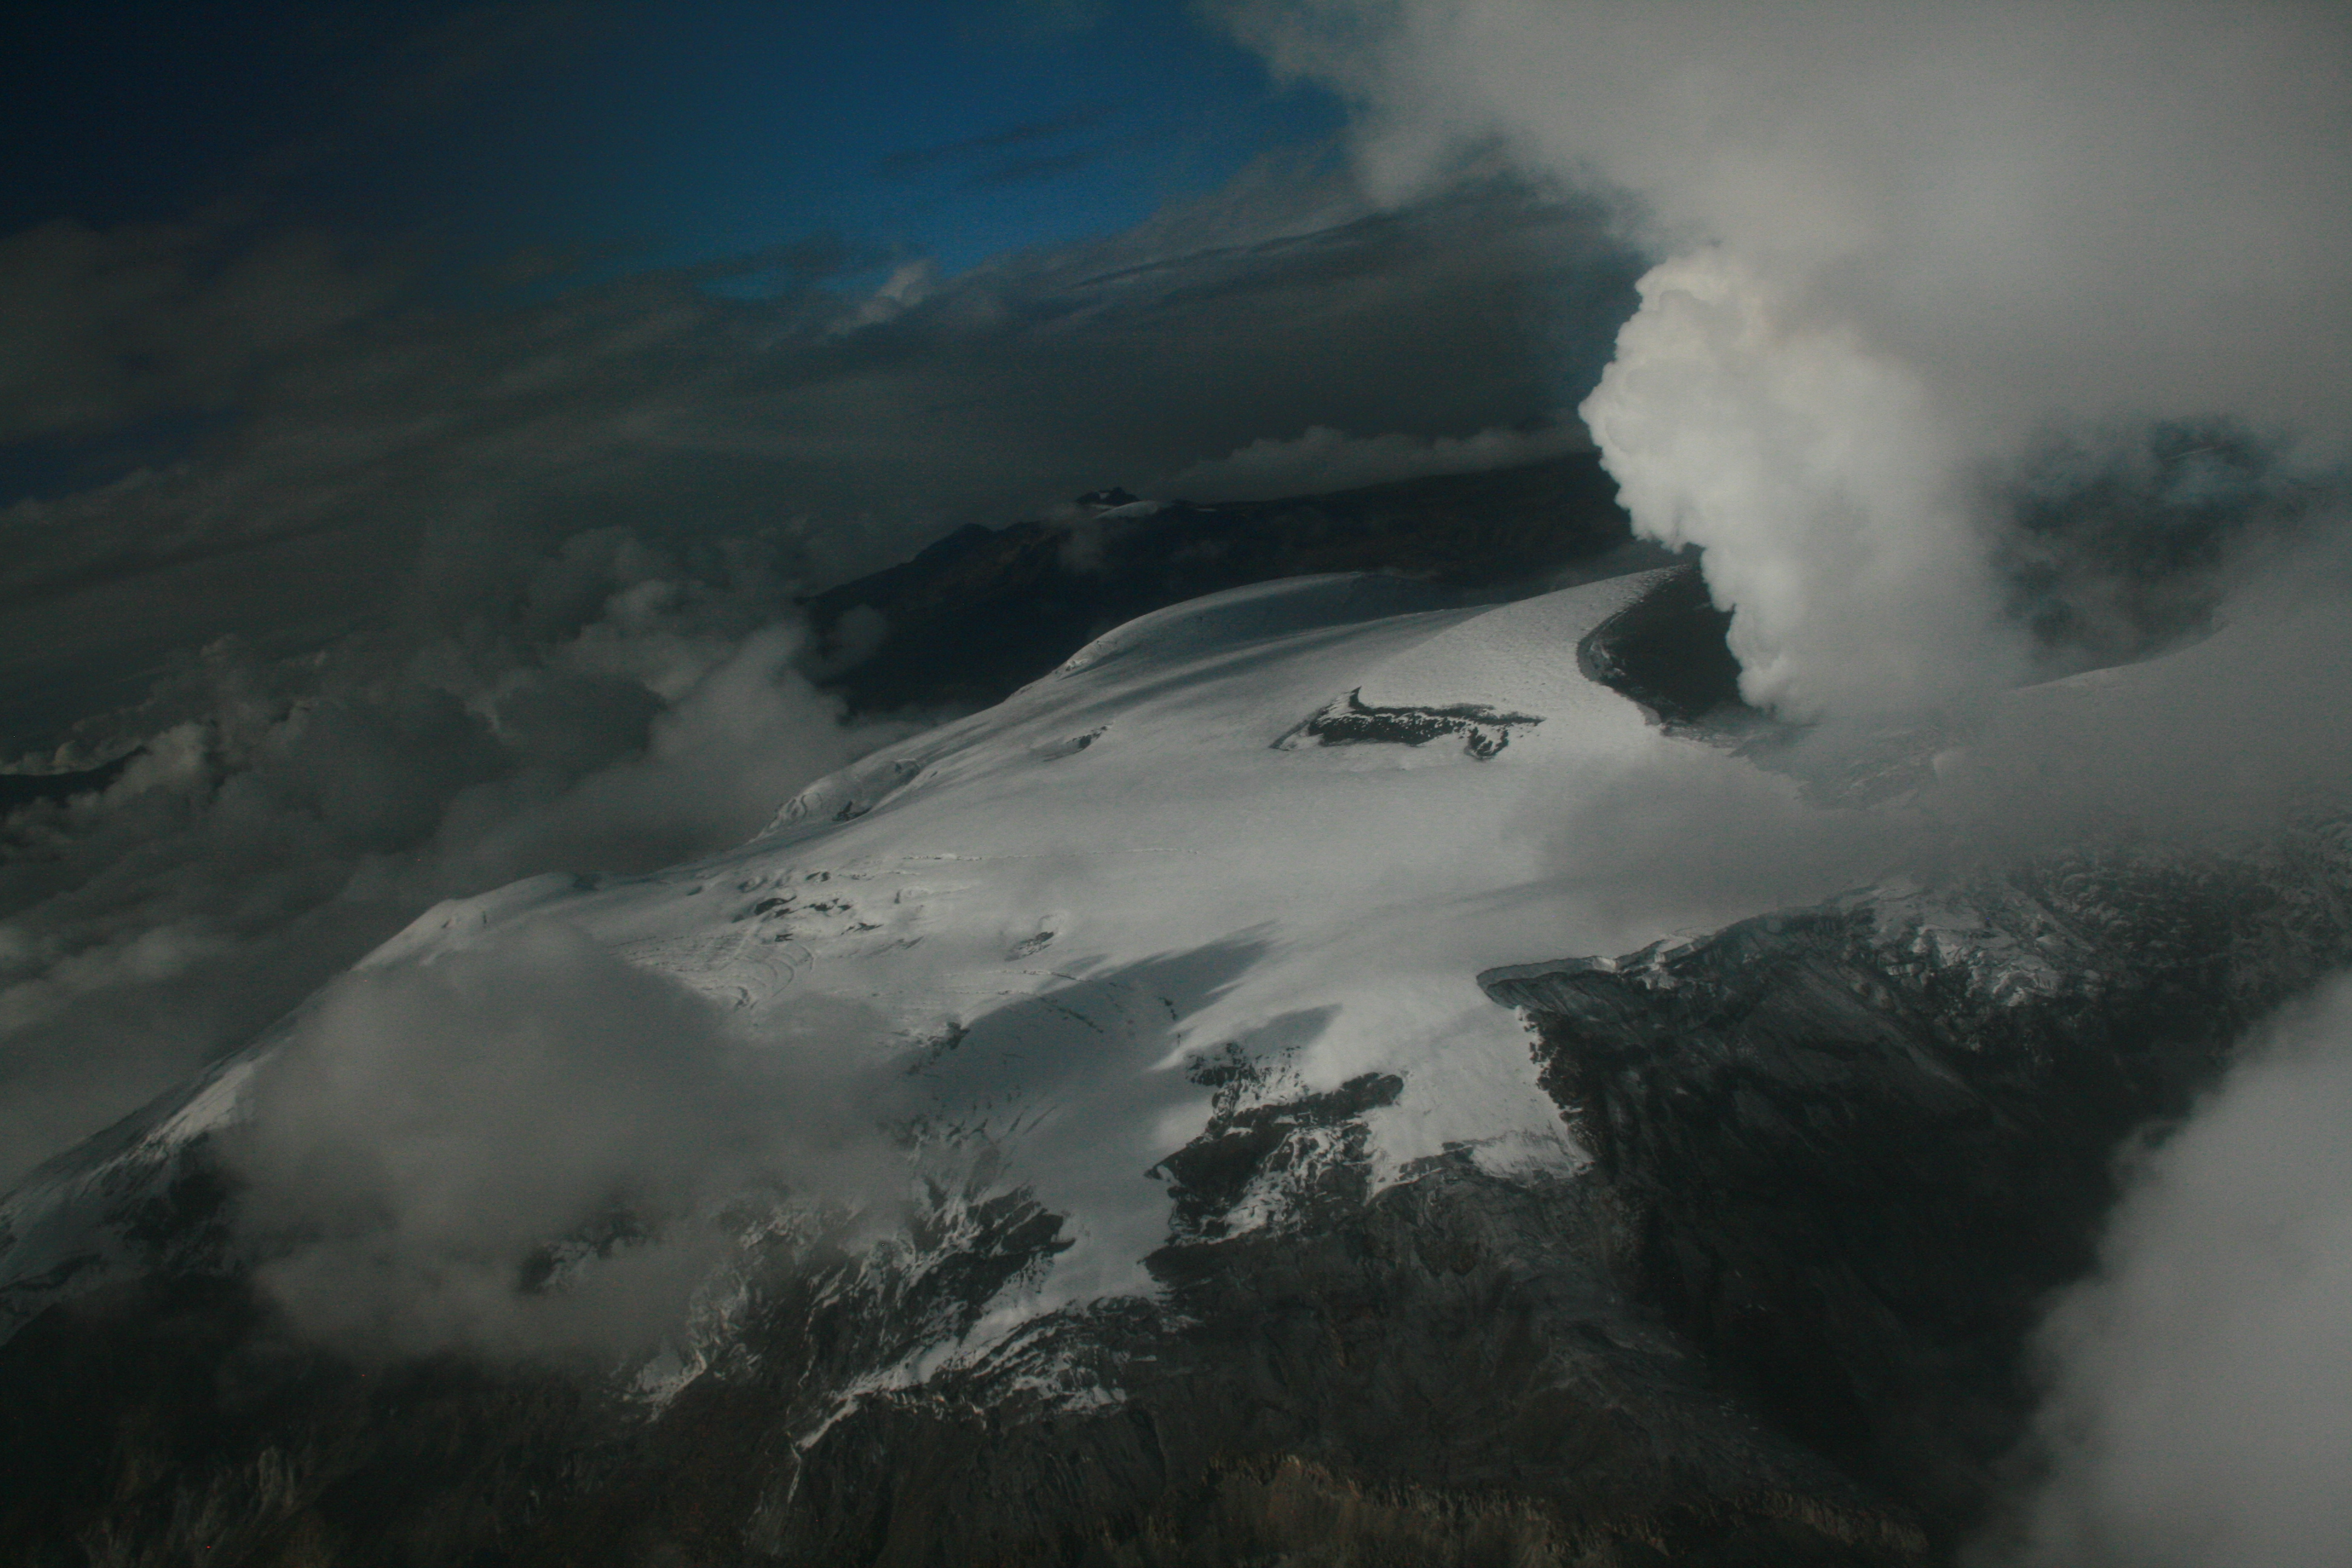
[1,4,2348,1565]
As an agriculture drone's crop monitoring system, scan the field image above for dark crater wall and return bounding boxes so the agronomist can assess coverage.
[1573,564,1748,730]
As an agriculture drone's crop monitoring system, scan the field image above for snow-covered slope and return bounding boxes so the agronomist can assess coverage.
[0,567,1677,1346]
[11,564,2339,1564]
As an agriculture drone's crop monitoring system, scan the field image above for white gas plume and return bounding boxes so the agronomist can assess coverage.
[1226,0,2352,718]
[1222,11,2352,1548]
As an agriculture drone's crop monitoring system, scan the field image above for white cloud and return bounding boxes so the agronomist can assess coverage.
[1227,0,2352,718]
[1985,975,2352,1567]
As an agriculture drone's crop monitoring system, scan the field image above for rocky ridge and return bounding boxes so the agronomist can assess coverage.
[1482,815,2352,1542]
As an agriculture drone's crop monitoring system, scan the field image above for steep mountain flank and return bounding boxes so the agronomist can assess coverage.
[1483,818,2352,1544]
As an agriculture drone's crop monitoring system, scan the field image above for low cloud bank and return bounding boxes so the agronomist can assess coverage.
[1973,975,2352,1567]
[1169,417,1589,501]
[229,922,906,1359]
[0,526,901,1192]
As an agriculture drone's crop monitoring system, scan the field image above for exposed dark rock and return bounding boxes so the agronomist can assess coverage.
[0,1270,609,1568]
[1481,817,2352,1545]
[804,455,1639,714]
[694,1157,1921,1567]
[1273,690,1543,760]
[0,1151,1933,1567]
[1154,1070,1403,1241]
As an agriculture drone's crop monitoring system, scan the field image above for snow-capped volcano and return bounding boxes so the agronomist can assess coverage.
[4,553,2345,1566]
[1,566,1684,1350]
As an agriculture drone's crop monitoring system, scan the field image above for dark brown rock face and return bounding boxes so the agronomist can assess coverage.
[0,1157,1925,1567]
[803,455,1644,714]
[1481,819,2352,1545]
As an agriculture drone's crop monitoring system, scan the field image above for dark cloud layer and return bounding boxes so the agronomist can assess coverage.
[0,215,409,446]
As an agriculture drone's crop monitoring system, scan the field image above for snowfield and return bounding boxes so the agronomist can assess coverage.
[5,538,2346,1564]
[0,566,1705,1350]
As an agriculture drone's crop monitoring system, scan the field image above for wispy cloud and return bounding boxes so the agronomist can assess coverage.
[1229,0,2352,719]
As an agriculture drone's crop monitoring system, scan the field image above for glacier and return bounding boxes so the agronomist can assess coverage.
[1,558,2342,1565]
[1,568,1676,1347]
